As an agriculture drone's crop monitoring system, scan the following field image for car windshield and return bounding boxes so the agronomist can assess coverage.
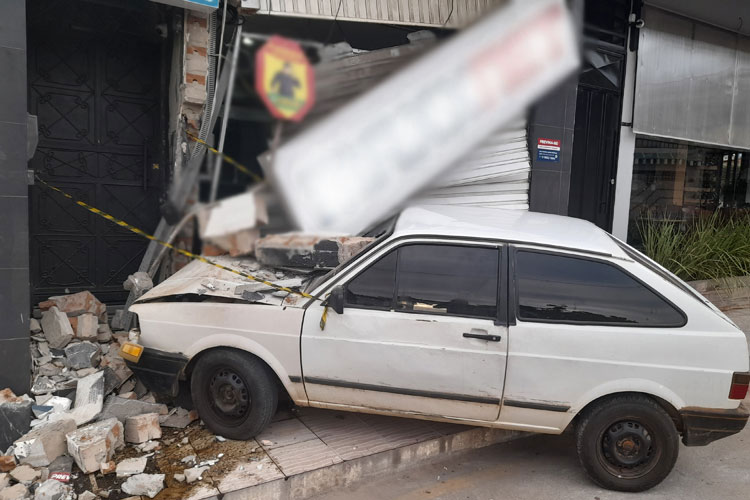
[303,213,399,294]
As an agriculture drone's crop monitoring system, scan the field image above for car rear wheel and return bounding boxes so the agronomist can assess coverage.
[576,394,679,492]
[190,349,278,439]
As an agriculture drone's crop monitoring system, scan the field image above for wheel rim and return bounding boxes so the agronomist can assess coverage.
[596,419,661,479]
[207,368,251,424]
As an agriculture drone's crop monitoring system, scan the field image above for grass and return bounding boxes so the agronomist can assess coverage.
[636,211,750,281]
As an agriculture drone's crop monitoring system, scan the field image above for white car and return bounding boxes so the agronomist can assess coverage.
[125,205,749,491]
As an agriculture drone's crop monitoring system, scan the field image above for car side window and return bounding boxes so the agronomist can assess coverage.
[395,244,498,320]
[345,250,397,310]
[515,250,686,327]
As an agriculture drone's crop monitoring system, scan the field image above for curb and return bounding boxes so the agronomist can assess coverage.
[222,427,530,499]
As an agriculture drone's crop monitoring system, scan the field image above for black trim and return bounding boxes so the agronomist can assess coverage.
[288,375,302,383]
[507,246,517,327]
[124,347,188,398]
[497,246,507,326]
[304,377,500,405]
[511,247,688,328]
[503,399,570,412]
[680,404,749,446]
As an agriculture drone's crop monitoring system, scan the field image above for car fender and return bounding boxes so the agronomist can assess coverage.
[571,378,686,415]
[184,333,308,404]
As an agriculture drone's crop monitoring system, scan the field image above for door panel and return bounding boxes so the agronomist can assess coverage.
[301,304,507,421]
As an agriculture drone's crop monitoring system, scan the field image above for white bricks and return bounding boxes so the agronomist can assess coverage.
[124,413,162,444]
[13,418,76,467]
[66,418,124,473]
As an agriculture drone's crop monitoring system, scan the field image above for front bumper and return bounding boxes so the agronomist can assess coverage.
[123,347,188,398]
[680,403,749,446]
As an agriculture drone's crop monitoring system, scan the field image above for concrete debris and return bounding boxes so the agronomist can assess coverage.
[77,491,96,500]
[9,464,40,485]
[63,342,100,370]
[124,413,161,444]
[13,419,76,467]
[39,291,106,320]
[0,389,34,451]
[115,456,148,477]
[98,396,168,424]
[66,418,123,473]
[180,455,195,464]
[120,473,165,499]
[123,272,154,299]
[255,234,374,269]
[47,455,72,483]
[184,465,210,483]
[75,368,97,378]
[198,189,268,256]
[0,483,28,500]
[29,319,42,334]
[68,371,104,425]
[99,460,115,475]
[0,473,7,489]
[0,456,15,472]
[136,441,159,453]
[32,478,71,500]
[173,473,185,482]
[118,392,137,400]
[30,378,56,396]
[159,407,198,429]
[74,314,98,341]
[40,308,74,350]
[36,365,60,378]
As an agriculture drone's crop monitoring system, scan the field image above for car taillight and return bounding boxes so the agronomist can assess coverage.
[729,372,750,400]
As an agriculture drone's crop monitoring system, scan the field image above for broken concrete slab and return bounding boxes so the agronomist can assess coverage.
[0,483,28,500]
[124,413,161,444]
[255,234,374,269]
[66,417,123,473]
[159,407,198,429]
[64,342,100,370]
[120,473,165,498]
[32,478,71,500]
[98,396,167,424]
[198,189,268,257]
[40,307,74,349]
[30,377,57,396]
[13,418,76,467]
[39,291,106,319]
[68,371,104,425]
[0,389,34,452]
[9,464,40,485]
[115,456,148,477]
[74,314,98,341]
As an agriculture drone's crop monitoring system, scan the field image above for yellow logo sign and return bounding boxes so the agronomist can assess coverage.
[255,36,315,122]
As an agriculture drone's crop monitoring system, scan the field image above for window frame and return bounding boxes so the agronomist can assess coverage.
[510,246,687,328]
[341,239,507,326]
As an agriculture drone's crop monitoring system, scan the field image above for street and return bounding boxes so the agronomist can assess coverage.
[313,400,750,500]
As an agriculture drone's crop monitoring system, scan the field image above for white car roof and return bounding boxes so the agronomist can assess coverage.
[393,205,627,258]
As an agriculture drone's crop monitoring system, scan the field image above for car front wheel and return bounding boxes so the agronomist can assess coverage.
[576,394,679,492]
[190,348,278,440]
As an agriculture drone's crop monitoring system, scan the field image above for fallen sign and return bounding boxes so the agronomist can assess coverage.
[272,0,579,235]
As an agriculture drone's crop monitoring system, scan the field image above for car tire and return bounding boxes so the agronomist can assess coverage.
[190,348,278,440]
[576,394,679,492]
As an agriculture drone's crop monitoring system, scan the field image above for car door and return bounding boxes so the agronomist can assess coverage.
[300,241,508,422]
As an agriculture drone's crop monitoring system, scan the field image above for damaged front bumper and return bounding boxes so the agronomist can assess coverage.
[122,346,188,398]
[680,403,749,446]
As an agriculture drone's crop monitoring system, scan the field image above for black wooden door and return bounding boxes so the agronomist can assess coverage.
[28,0,164,305]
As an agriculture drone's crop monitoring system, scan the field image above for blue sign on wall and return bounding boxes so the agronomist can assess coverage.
[537,137,561,162]
[150,0,218,12]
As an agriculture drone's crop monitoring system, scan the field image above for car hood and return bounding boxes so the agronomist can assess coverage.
[134,256,314,308]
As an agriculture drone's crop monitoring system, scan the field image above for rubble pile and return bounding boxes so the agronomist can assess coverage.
[0,290,231,500]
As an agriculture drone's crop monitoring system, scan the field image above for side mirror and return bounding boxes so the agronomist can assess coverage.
[328,285,345,314]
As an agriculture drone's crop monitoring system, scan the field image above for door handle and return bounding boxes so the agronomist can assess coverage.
[463,332,501,342]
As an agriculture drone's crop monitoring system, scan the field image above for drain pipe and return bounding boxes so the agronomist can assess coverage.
[208,25,242,202]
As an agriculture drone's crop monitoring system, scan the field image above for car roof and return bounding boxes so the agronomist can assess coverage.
[392,205,627,258]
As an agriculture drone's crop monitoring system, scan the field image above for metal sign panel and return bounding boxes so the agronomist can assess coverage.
[272,0,578,234]
[255,36,316,122]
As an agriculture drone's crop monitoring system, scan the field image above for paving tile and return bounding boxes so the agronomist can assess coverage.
[256,417,318,450]
[266,438,343,476]
[298,409,393,460]
[271,407,297,422]
[356,413,441,452]
[215,455,284,494]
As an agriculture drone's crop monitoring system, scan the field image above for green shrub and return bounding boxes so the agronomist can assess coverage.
[637,211,750,281]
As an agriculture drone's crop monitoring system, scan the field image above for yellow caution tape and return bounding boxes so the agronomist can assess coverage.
[35,176,319,302]
[186,132,264,183]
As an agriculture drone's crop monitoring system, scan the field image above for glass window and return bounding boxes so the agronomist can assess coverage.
[345,251,396,309]
[515,251,685,326]
[395,245,498,319]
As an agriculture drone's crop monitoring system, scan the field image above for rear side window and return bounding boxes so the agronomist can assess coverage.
[395,245,498,319]
[515,251,685,327]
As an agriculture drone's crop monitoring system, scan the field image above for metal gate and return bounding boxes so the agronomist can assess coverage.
[27,0,165,305]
